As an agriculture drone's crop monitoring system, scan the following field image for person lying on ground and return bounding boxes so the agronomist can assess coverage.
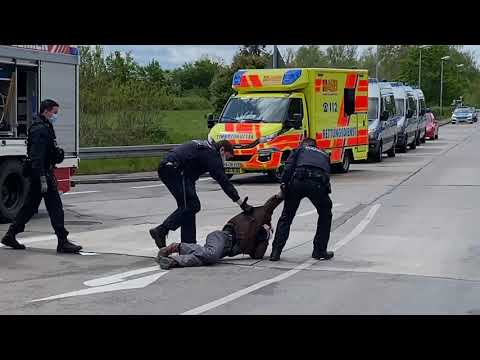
[156,193,283,269]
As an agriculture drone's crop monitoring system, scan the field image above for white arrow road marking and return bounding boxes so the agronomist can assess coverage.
[181,203,381,315]
[30,266,166,303]
[84,265,160,287]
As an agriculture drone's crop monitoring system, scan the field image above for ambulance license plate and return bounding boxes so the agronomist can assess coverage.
[224,161,243,174]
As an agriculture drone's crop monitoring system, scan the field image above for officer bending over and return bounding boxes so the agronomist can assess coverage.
[150,139,253,248]
[270,138,333,262]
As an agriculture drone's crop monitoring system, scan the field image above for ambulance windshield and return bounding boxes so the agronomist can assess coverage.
[220,97,289,123]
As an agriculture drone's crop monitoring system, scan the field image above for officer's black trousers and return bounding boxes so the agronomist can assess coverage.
[272,177,332,254]
[9,173,68,240]
[159,165,200,243]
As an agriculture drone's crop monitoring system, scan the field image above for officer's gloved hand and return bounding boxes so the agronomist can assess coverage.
[40,176,48,194]
[237,197,254,214]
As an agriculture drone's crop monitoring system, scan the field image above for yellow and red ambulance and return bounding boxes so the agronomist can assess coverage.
[207,68,369,180]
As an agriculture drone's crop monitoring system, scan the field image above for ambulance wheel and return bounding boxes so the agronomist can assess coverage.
[0,159,29,222]
[332,151,351,174]
[268,164,285,183]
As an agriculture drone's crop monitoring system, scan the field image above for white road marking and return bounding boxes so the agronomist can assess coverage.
[297,203,342,217]
[63,191,100,196]
[79,252,98,256]
[132,177,212,189]
[84,265,159,287]
[331,204,381,252]
[180,203,381,315]
[31,266,166,303]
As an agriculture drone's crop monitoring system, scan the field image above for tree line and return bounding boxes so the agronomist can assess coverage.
[79,45,480,117]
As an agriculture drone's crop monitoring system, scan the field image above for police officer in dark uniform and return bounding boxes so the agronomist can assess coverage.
[150,139,253,248]
[269,137,334,261]
[1,99,82,253]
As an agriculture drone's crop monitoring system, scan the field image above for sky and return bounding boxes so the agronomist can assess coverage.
[102,45,480,69]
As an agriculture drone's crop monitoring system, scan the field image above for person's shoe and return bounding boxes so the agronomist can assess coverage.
[1,232,25,250]
[156,256,178,270]
[57,240,82,253]
[150,226,168,249]
[269,248,282,261]
[312,250,334,260]
[158,243,180,257]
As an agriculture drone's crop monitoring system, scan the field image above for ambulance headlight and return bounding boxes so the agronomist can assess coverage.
[259,132,278,144]
[282,69,302,85]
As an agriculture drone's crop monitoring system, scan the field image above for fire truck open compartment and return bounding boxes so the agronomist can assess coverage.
[0,63,38,139]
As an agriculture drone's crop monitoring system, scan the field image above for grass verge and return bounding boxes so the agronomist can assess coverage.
[77,156,163,175]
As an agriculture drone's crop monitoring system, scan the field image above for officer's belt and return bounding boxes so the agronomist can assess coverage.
[293,167,328,179]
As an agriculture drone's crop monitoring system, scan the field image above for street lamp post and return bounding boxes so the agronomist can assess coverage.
[440,55,451,117]
[456,63,464,81]
[418,45,431,88]
[376,56,386,79]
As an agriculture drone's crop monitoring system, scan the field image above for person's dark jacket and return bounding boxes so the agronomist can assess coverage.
[28,115,57,179]
[281,145,330,185]
[165,140,240,202]
[223,194,284,259]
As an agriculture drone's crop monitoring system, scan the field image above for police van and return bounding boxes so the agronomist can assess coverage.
[367,79,398,162]
[207,68,369,180]
[413,88,428,144]
[390,82,419,152]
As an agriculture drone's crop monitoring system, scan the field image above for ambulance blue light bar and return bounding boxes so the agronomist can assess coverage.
[282,69,302,85]
[232,70,246,86]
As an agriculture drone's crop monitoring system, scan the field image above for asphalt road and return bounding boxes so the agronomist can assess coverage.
[2,123,480,314]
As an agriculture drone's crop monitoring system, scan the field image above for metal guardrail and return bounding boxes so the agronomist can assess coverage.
[81,119,455,160]
[79,144,177,159]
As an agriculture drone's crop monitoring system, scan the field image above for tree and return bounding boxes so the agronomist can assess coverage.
[294,45,328,67]
[358,46,377,76]
[240,45,267,56]
[325,45,359,68]
[174,57,222,92]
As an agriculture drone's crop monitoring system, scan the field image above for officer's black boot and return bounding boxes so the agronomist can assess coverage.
[269,247,282,261]
[312,250,334,260]
[1,229,26,250]
[57,237,82,254]
[150,225,168,249]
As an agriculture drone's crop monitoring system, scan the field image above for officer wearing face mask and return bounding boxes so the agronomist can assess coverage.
[1,99,82,253]
[150,139,253,248]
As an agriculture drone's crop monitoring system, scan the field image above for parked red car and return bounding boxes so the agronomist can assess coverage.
[425,111,439,140]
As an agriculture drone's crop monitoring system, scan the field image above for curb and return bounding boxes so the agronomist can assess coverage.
[74,176,159,185]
